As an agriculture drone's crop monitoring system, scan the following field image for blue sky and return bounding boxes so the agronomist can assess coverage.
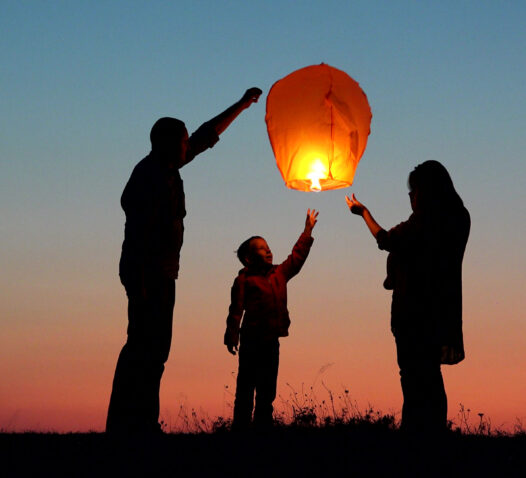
[2,1,524,244]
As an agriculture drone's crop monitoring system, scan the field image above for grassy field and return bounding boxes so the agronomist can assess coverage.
[2,422,526,477]
[3,390,524,477]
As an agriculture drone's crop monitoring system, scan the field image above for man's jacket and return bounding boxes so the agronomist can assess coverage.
[119,123,218,284]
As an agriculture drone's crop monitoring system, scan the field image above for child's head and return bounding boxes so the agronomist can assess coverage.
[237,236,273,268]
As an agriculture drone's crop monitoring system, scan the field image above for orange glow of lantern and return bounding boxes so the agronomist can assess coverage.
[265,64,372,192]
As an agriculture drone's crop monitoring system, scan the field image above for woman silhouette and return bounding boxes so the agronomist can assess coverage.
[346,161,470,433]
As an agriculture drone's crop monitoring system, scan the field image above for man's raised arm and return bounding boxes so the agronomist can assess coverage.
[205,87,262,136]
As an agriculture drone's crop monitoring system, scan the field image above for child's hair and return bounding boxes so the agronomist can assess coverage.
[236,236,263,266]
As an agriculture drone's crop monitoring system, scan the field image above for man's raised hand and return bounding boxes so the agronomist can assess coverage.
[241,87,263,107]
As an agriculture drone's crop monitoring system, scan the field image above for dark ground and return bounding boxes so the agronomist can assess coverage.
[2,427,525,477]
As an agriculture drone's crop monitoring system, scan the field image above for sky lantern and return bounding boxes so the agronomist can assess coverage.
[265,64,372,192]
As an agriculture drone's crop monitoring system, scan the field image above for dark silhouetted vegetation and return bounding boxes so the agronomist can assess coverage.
[3,388,524,477]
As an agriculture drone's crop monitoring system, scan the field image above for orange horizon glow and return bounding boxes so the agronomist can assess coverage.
[2,270,525,434]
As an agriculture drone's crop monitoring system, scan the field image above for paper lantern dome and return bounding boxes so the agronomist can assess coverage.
[265,64,372,191]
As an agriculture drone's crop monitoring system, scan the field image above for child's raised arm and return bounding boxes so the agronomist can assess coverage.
[303,208,319,236]
[277,209,318,281]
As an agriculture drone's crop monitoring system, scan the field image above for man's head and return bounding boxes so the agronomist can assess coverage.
[237,236,273,268]
[150,117,189,162]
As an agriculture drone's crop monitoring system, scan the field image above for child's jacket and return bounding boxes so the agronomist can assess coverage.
[224,232,314,345]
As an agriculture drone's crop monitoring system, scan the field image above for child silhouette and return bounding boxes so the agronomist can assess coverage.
[224,209,318,430]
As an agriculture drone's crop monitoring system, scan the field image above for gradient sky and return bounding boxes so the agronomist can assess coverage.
[1,1,525,432]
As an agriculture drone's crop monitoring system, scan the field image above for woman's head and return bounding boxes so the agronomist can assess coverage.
[408,160,463,212]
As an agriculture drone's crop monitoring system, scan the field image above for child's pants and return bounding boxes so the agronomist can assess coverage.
[233,338,280,428]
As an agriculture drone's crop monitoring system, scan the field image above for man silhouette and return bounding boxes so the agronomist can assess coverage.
[106,87,262,435]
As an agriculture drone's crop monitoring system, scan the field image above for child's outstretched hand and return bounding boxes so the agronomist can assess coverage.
[304,209,319,235]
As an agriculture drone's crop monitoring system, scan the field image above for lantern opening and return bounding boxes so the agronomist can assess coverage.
[309,177,322,192]
[305,158,327,192]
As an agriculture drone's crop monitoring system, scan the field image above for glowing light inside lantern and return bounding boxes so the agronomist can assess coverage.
[305,158,328,192]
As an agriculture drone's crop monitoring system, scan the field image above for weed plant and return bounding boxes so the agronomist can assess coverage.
[159,382,524,438]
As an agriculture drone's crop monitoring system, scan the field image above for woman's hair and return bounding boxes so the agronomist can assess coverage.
[236,236,263,266]
[408,160,464,212]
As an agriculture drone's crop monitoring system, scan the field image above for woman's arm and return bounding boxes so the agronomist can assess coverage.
[345,194,383,239]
